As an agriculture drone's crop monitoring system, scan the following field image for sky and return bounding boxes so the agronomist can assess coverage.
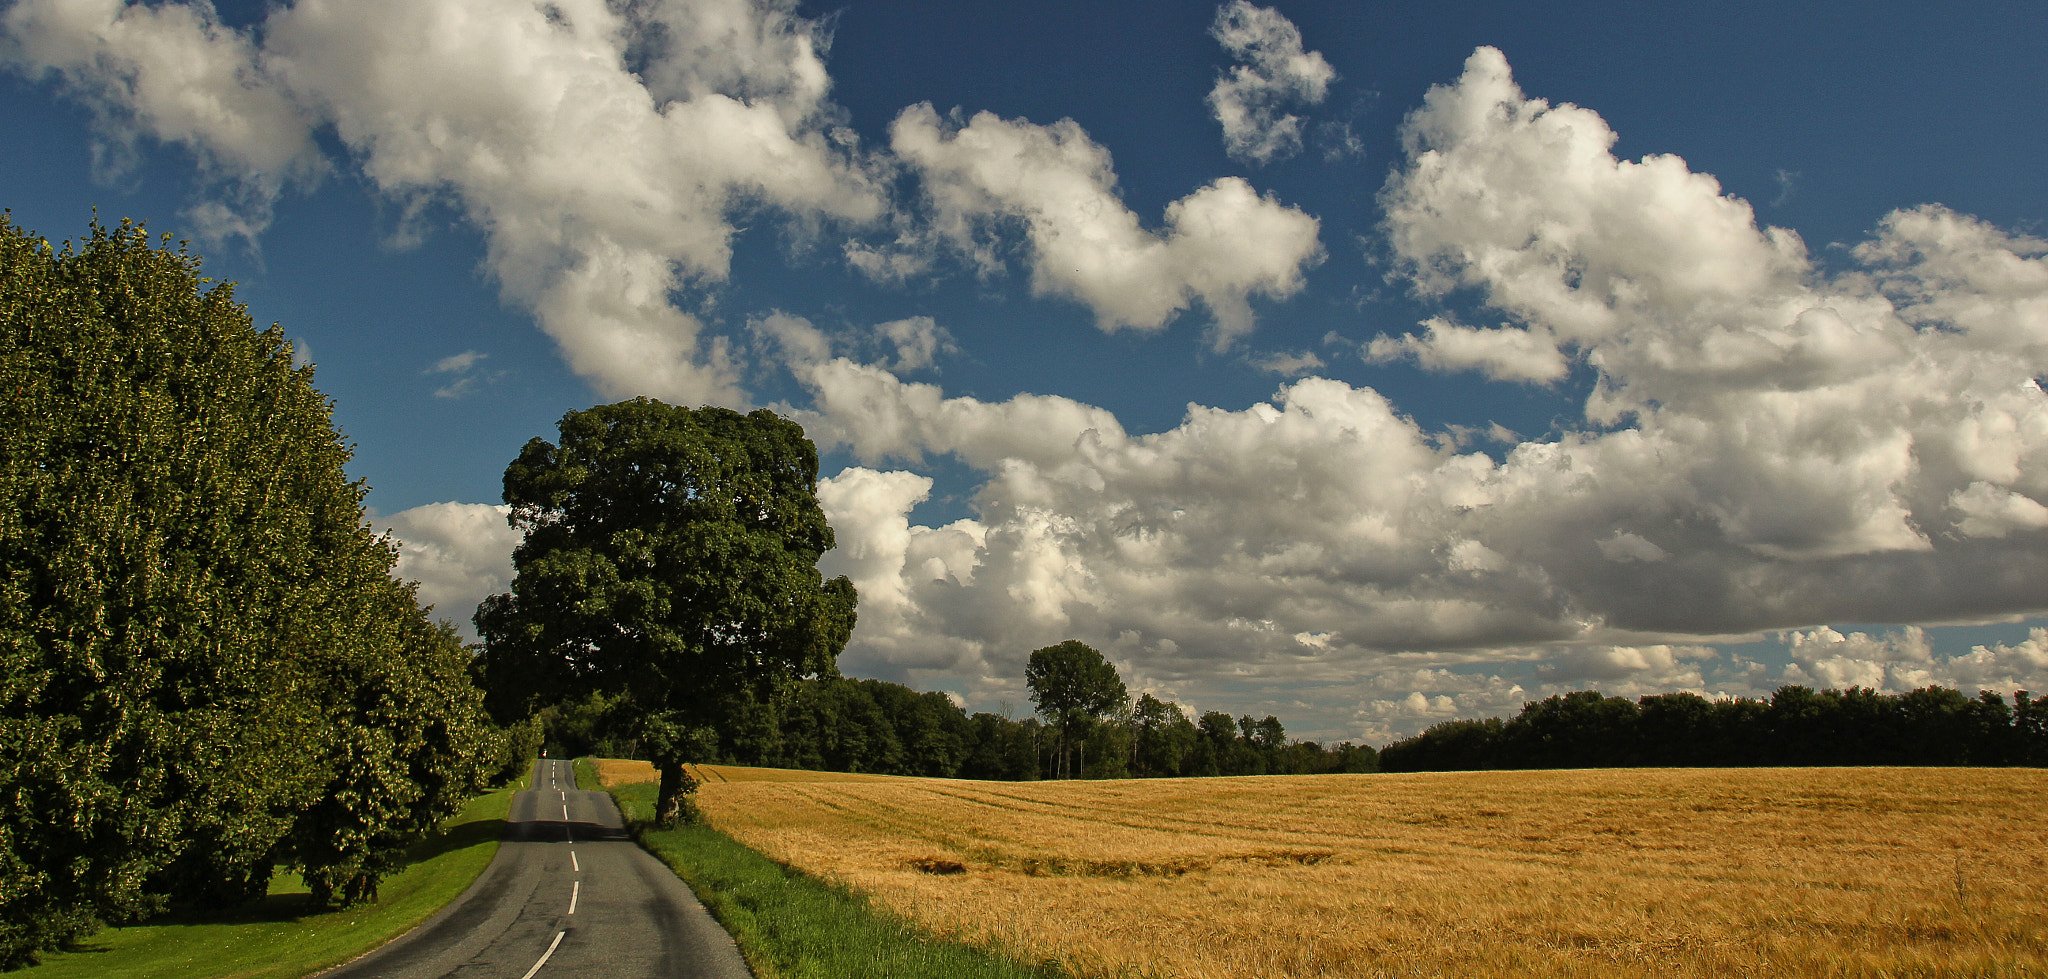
[4,0,2047,745]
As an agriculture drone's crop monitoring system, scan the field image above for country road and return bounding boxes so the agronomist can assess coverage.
[320,760,751,979]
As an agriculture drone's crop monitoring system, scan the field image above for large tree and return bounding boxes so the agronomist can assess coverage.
[0,215,495,966]
[1024,640,1128,779]
[477,399,856,823]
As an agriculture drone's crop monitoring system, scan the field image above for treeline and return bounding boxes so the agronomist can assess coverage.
[536,677,1378,780]
[1380,686,2048,773]
[0,218,511,968]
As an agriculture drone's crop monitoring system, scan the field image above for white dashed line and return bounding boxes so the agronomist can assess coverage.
[568,880,580,915]
[562,804,570,820]
[518,930,566,979]
[571,850,580,873]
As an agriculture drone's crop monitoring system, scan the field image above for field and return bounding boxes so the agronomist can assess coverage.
[598,761,2048,978]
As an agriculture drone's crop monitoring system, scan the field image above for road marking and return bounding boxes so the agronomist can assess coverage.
[562,804,570,820]
[559,790,565,800]
[518,930,566,979]
[568,880,580,915]
[571,851,580,872]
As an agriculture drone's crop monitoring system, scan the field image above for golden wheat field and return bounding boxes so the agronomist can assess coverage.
[598,761,2048,978]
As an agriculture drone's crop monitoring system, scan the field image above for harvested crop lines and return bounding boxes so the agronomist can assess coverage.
[674,765,2048,979]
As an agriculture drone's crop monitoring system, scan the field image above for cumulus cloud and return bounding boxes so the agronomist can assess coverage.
[5,0,886,406]
[1206,1,1335,166]
[1778,625,2048,696]
[778,45,2048,741]
[1365,317,1569,383]
[377,501,523,638]
[887,103,1323,349]
[0,0,324,245]
[873,315,955,373]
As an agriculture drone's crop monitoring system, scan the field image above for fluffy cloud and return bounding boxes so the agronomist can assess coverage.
[5,0,885,406]
[1365,317,1569,383]
[1207,1,1335,165]
[872,316,956,373]
[782,46,2048,742]
[377,501,523,638]
[0,0,324,243]
[1781,625,2048,696]
[887,103,1323,348]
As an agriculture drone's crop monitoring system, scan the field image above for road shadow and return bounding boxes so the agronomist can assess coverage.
[506,818,632,843]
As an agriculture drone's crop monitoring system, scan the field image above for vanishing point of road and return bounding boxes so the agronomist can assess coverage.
[320,759,751,978]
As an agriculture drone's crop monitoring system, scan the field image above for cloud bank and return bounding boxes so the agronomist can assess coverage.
[14,4,2046,742]
[793,46,2048,739]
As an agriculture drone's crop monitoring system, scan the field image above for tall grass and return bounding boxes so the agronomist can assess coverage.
[584,761,1072,979]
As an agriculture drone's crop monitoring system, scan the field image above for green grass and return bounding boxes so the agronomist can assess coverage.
[586,763,1072,979]
[13,774,526,979]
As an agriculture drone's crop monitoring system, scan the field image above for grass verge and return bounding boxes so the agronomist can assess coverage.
[14,772,527,979]
[583,760,1072,979]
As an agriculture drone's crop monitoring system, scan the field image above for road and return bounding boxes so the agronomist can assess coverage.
[320,759,751,979]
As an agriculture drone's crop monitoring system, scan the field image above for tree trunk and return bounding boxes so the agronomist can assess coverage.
[655,759,691,827]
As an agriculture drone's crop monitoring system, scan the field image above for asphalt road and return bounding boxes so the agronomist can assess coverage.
[320,759,751,979]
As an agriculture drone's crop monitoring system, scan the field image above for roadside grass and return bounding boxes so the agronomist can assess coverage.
[584,759,1073,979]
[13,771,527,979]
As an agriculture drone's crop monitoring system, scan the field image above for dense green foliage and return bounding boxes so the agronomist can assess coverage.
[546,675,1375,780]
[1378,685,2048,772]
[598,773,1071,979]
[478,399,856,823]
[1024,640,1128,779]
[10,780,518,979]
[0,215,497,968]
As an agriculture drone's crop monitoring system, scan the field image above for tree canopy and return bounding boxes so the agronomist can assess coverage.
[477,399,856,823]
[0,215,496,967]
[1025,639,1128,778]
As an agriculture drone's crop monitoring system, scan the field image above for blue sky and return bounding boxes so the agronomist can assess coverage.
[5,0,2046,743]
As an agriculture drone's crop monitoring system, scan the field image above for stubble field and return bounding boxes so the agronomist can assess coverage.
[598,761,2048,978]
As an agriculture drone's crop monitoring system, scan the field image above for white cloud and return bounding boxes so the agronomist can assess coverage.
[1775,625,2048,696]
[6,0,887,406]
[887,103,1323,349]
[377,501,523,639]
[0,0,324,245]
[873,315,955,373]
[1206,1,1335,166]
[777,46,2048,739]
[426,349,501,398]
[1365,317,1569,383]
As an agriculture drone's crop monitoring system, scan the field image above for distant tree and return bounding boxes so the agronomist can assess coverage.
[1132,694,1199,777]
[1502,691,1639,768]
[1024,640,1128,778]
[0,215,494,965]
[1636,692,1719,766]
[477,400,857,824]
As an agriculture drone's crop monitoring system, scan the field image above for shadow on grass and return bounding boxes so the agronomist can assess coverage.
[70,805,514,939]
[403,813,509,863]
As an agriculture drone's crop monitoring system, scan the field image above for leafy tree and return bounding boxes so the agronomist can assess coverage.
[1131,694,1198,777]
[477,399,856,824]
[1024,640,1128,778]
[0,215,494,966]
